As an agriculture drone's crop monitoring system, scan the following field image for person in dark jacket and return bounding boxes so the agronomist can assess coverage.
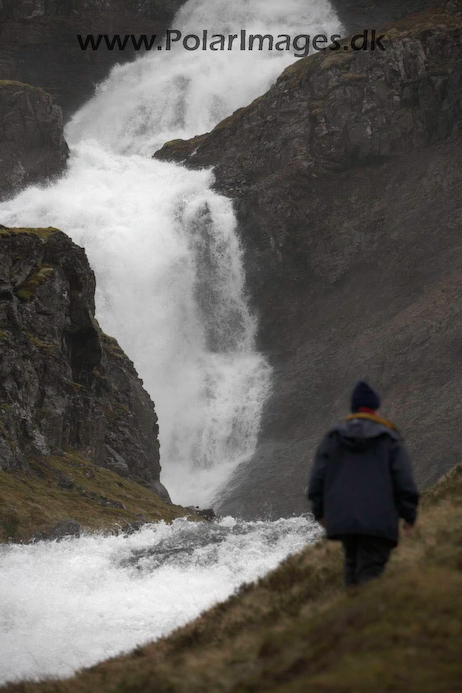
[307,381,419,587]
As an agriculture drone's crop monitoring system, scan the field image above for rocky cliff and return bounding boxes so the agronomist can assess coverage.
[333,0,462,32]
[0,226,167,500]
[0,0,185,119]
[0,81,69,201]
[155,10,462,518]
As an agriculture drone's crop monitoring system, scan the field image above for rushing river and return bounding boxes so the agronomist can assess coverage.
[0,517,322,684]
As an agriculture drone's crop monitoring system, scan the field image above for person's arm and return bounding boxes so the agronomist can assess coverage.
[307,435,331,523]
[390,438,420,528]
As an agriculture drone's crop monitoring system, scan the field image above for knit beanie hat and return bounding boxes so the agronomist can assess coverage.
[351,380,381,413]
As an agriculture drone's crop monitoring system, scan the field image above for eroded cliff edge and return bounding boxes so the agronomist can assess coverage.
[0,226,167,500]
[155,10,462,518]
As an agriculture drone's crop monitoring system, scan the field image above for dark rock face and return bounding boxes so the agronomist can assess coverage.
[0,81,69,202]
[332,0,462,33]
[0,0,185,119]
[35,519,81,542]
[155,12,462,519]
[156,12,462,177]
[0,227,162,492]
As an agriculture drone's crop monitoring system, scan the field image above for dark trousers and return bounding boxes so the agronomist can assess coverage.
[341,535,395,587]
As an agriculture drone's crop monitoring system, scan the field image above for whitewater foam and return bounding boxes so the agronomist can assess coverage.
[0,517,321,684]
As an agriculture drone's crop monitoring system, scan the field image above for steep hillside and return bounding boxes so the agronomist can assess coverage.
[0,227,169,504]
[156,10,462,518]
[4,462,462,692]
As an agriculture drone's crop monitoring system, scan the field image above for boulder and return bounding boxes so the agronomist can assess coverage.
[44,519,81,541]
[151,480,172,505]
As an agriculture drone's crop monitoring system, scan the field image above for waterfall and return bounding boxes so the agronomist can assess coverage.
[0,0,342,507]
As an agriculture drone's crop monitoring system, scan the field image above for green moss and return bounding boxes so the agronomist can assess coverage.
[211,106,248,132]
[15,264,55,302]
[15,289,33,302]
[101,333,130,361]
[69,381,87,393]
[156,134,208,161]
[26,333,55,351]
[0,80,39,89]
[0,226,60,240]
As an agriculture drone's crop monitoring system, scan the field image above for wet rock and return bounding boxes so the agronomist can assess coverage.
[45,519,81,541]
[197,508,216,522]
[97,496,125,510]
[57,474,74,490]
[121,520,147,535]
[186,506,216,522]
[105,445,130,477]
[0,82,69,201]
[151,480,172,504]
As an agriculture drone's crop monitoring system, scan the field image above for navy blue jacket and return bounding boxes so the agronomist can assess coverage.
[307,416,419,545]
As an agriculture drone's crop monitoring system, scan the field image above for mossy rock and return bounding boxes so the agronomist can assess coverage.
[101,333,130,361]
[155,134,208,161]
[15,264,55,302]
[0,226,60,240]
[15,288,33,302]
[26,333,55,351]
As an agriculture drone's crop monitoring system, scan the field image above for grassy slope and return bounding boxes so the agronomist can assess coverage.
[3,463,462,692]
[0,449,193,542]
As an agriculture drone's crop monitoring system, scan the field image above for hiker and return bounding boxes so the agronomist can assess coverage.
[307,381,419,587]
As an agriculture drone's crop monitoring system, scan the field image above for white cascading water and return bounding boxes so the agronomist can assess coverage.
[0,0,343,684]
[0,0,342,506]
[0,518,322,684]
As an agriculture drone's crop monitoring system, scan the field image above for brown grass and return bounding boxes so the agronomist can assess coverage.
[0,449,195,543]
[2,463,461,692]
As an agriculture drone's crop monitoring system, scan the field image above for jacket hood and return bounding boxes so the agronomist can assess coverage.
[331,416,400,450]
